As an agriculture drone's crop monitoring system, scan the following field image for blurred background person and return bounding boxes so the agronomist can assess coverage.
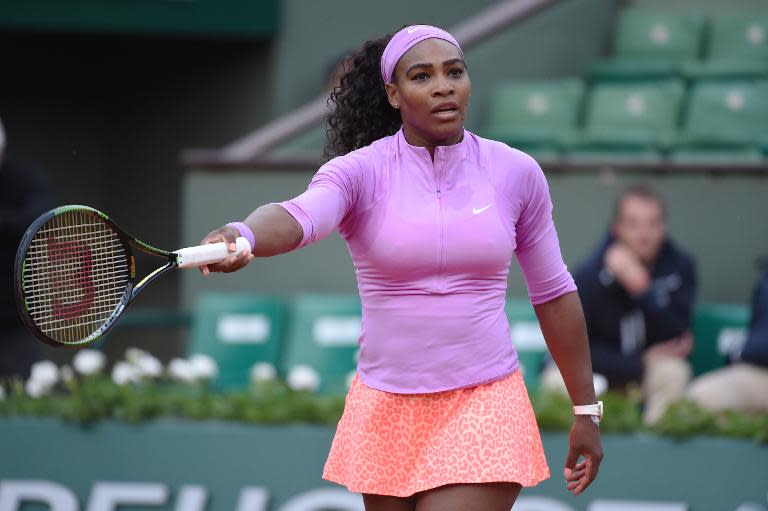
[686,263,768,413]
[541,184,697,425]
[0,115,53,380]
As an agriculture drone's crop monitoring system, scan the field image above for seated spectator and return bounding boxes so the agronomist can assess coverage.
[685,266,768,413]
[541,184,697,425]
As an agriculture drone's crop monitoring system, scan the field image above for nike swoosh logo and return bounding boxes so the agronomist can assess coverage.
[407,26,423,34]
[473,203,494,215]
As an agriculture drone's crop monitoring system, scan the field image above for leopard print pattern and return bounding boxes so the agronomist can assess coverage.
[323,370,550,497]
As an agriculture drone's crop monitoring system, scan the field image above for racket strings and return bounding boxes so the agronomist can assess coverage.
[25,287,131,315]
[21,209,130,344]
[23,252,129,279]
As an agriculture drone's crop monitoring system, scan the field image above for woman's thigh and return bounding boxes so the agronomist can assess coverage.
[363,493,416,511]
[414,482,522,511]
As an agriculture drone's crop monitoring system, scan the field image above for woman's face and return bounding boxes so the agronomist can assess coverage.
[386,38,471,149]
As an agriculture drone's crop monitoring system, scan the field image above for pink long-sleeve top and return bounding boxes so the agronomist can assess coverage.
[278,128,576,394]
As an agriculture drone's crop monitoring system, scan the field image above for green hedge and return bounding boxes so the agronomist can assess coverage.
[531,388,768,443]
[1,376,766,443]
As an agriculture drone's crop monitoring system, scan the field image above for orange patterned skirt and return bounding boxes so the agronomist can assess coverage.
[322,369,550,497]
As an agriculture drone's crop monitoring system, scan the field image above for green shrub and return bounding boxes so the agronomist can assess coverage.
[1,376,765,443]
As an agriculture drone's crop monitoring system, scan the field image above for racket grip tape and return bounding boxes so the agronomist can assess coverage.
[176,237,252,268]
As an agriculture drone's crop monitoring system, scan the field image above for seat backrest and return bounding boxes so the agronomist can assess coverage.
[188,293,287,390]
[281,293,362,395]
[691,303,750,376]
[505,297,546,392]
[707,13,768,62]
[583,79,685,138]
[613,10,705,61]
[682,79,768,143]
[486,79,584,133]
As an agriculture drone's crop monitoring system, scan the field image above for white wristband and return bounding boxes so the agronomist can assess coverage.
[573,401,603,418]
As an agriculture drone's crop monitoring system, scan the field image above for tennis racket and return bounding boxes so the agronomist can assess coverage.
[14,205,251,348]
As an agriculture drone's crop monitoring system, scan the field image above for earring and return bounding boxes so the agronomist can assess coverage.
[392,101,399,109]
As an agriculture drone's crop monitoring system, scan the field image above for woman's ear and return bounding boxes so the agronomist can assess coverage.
[384,82,400,109]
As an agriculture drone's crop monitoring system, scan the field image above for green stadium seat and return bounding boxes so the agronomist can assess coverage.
[281,293,362,395]
[668,145,764,164]
[565,79,684,160]
[591,10,706,80]
[518,146,561,164]
[684,13,768,79]
[188,293,287,390]
[670,79,768,158]
[482,78,584,159]
[708,13,768,61]
[505,297,546,393]
[691,303,750,376]
[565,147,664,164]
[683,60,768,80]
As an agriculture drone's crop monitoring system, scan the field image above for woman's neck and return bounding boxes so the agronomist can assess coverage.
[402,126,464,160]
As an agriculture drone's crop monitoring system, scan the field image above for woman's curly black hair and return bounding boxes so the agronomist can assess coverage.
[325,32,402,159]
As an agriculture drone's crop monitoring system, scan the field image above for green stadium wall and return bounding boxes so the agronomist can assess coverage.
[0,419,765,510]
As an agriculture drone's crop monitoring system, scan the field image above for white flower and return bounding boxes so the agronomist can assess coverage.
[73,350,106,375]
[593,373,608,397]
[25,378,49,398]
[30,360,59,388]
[60,365,75,384]
[250,362,277,383]
[125,348,150,365]
[123,348,163,379]
[188,354,218,381]
[287,365,320,392]
[134,354,163,379]
[111,361,141,386]
[168,358,197,383]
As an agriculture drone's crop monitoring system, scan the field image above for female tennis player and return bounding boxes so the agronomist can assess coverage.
[199,25,603,511]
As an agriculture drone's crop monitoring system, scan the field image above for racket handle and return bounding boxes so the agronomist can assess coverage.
[176,237,252,269]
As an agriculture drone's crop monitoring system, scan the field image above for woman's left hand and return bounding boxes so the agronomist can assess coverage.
[563,415,603,496]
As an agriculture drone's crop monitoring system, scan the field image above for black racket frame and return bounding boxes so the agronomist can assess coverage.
[14,205,179,348]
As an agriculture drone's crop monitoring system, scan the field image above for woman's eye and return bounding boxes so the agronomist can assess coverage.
[412,72,428,81]
[449,68,464,77]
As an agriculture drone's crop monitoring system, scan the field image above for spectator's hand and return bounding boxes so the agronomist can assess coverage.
[604,243,650,295]
[644,341,677,361]
[668,331,693,358]
[198,225,254,276]
[564,416,603,496]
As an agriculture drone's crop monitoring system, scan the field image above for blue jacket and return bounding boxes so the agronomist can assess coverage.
[574,234,697,387]
[738,269,768,367]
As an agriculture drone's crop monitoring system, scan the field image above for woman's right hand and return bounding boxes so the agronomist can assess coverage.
[198,225,254,277]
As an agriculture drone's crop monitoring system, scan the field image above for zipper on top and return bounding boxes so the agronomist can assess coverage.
[434,152,446,290]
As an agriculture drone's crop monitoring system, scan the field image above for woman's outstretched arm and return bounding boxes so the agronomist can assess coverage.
[199,204,303,275]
